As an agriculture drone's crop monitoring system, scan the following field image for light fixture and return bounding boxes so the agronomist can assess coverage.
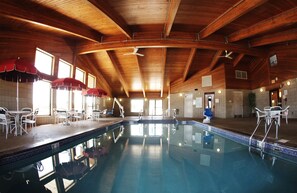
[287,81,291,86]
[218,90,222,94]
[119,98,122,101]
[260,88,264,92]
[179,93,183,97]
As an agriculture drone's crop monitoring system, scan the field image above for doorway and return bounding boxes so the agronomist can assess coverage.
[269,89,282,107]
[204,92,215,111]
[184,93,193,117]
[149,99,163,116]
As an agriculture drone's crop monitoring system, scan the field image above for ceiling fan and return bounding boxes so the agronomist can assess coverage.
[123,47,144,57]
[219,50,233,59]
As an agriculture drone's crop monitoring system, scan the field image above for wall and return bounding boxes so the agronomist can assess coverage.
[0,80,33,111]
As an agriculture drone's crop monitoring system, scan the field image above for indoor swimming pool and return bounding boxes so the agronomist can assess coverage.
[1,123,297,193]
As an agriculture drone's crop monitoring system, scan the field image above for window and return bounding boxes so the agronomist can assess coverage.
[87,74,96,88]
[75,68,85,83]
[57,60,72,110]
[86,74,96,113]
[235,70,248,80]
[58,60,72,78]
[149,99,162,115]
[33,48,53,115]
[74,68,85,111]
[131,99,144,113]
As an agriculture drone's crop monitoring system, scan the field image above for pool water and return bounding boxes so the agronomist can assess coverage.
[68,124,297,193]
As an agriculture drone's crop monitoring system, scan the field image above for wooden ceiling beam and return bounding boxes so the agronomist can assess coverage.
[209,50,223,71]
[199,0,267,39]
[88,0,132,39]
[160,48,167,97]
[0,1,101,42]
[78,55,112,96]
[249,28,297,47]
[77,39,266,57]
[135,56,146,98]
[233,53,245,67]
[228,7,297,42]
[106,51,130,97]
[183,48,196,81]
[164,0,181,37]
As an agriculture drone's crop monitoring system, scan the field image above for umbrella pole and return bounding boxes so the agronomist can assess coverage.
[17,80,19,111]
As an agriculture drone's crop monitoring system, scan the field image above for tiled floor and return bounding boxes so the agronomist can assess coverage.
[0,116,296,161]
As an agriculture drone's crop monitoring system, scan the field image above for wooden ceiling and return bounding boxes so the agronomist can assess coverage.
[1,0,297,98]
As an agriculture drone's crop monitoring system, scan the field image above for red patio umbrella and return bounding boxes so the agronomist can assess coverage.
[82,88,107,110]
[82,88,107,97]
[0,58,41,110]
[51,78,86,90]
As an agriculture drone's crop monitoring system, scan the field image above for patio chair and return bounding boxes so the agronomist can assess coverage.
[72,110,86,121]
[281,106,290,124]
[21,107,33,113]
[0,113,14,139]
[54,109,71,125]
[255,107,267,124]
[21,108,39,133]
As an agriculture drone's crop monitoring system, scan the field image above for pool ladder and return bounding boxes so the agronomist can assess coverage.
[249,117,278,158]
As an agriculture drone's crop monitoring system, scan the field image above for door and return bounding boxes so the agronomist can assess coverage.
[149,99,163,116]
[233,91,243,117]
[184,93,193,117]
[270,89,281,107]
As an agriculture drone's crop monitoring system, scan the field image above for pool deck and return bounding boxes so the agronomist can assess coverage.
[0,116,296,164]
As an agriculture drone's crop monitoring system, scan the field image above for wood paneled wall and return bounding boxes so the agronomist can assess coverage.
[171,64,226,93]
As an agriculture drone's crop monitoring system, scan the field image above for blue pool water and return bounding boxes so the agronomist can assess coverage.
[68,124,297,193]
[1,123,297,193]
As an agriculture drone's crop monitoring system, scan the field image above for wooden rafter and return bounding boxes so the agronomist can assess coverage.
[106,51,130,97]
[135,55,146,98]
[88,0,132,39]
[199,0,267,39]
[0,1,101,42]
[182,48,196,81]
[78,55,112,96]
[164,0,181,37]
[77,39,266,57]
[209,50,223,71]
[250,28,297,47]
[160,48,167,97]
[228,7,297,42]
[233,53,245,67]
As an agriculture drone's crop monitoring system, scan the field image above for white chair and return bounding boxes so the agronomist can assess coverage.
[0,113,14,139]
[21,108,39,133]
[54,109,71,125]
[255,107,267,124]
[72,110,86,121]
[281,106,290,124]
[91,109,101,121]
[21,107,33,113]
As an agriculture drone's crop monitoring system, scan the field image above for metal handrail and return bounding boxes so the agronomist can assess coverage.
[249,118,263,151]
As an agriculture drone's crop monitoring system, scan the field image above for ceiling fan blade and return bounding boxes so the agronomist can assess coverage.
[226,51,233,57]
[135,53,144,56]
